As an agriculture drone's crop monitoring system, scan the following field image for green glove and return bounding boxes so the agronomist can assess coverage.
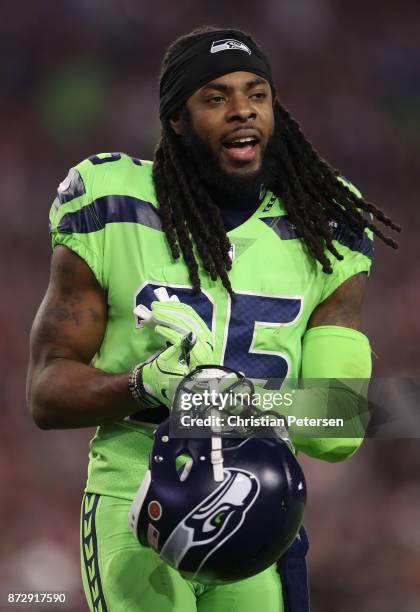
[141,331,214,408]
[134,299,213,349]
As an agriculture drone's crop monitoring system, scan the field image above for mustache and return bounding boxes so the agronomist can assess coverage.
[179,122,276,204]
[181,117,273,169]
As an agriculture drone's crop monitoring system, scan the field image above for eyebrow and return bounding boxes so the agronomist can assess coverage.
[201,77,268,93]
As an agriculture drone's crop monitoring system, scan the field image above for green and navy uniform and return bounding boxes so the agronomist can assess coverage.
[49,152,372,612]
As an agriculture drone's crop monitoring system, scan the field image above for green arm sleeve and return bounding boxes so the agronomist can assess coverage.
[286,325,372,462]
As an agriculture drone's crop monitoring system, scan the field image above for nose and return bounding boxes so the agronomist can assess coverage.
[225,94,257,123]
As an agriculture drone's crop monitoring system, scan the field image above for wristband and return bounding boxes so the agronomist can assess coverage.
[129,364,162,408]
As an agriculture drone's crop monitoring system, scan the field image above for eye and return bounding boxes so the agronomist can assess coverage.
[250,92,267,100]
[212,510,227,525]
[207,95,226,104]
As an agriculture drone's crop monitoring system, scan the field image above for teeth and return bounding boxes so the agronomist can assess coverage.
[232,137,254,143]
[225,136,257,148]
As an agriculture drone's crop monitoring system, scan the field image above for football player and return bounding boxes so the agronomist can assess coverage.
[27,26,399,612]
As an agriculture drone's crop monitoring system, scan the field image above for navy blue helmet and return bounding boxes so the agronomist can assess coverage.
[129,383,307,584]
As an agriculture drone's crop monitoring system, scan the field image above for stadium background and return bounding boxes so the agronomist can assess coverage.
[1,1,419,610]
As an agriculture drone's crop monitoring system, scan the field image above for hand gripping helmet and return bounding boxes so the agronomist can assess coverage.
[128,368,307,584]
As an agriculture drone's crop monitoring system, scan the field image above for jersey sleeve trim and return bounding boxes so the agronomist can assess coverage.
[51,232,104,289]
[320,251,371,303]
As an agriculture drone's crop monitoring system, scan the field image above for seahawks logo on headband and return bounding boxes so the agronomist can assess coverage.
[210,39,252,55]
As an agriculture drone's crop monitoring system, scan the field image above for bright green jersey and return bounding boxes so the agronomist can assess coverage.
[49,152,373,499]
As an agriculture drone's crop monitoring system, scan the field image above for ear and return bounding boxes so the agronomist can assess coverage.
[169,112,183,136]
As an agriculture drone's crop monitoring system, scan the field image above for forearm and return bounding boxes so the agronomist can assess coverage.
[286,324,371,462]
[28,358,145,429]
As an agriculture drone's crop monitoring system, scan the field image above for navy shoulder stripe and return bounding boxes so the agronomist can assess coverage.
[88,152,142,166]
[57,195,162,234]
[262,216,297,240]
[262,215,373,259]
[329,219,373,258]
[88,153,122,165]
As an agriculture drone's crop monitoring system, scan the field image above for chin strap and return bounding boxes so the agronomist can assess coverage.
[208,377,224,482]
[211,436,224,482]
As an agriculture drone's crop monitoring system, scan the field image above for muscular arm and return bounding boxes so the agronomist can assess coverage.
[27,245,139,429]
[307,272,367,330]
[288,272,371,461]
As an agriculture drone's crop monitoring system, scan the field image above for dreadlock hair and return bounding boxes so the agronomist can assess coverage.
[153,26,400,298]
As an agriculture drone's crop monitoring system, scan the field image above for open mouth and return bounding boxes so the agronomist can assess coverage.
[222,136,260,162]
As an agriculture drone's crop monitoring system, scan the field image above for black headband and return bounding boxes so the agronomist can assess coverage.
[159,29,274,120]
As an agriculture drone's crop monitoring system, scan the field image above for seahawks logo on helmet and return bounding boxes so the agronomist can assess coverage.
[160,468,260,578]
[210,39,252,55]
[129,387,306,585]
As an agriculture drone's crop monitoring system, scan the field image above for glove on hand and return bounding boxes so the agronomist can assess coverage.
[141,330,214,408]
[134,299,213,349]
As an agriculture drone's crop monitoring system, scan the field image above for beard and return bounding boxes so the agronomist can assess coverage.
[179,111,276,206]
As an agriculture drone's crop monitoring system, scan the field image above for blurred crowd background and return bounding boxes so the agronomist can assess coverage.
[1,0,419,610]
